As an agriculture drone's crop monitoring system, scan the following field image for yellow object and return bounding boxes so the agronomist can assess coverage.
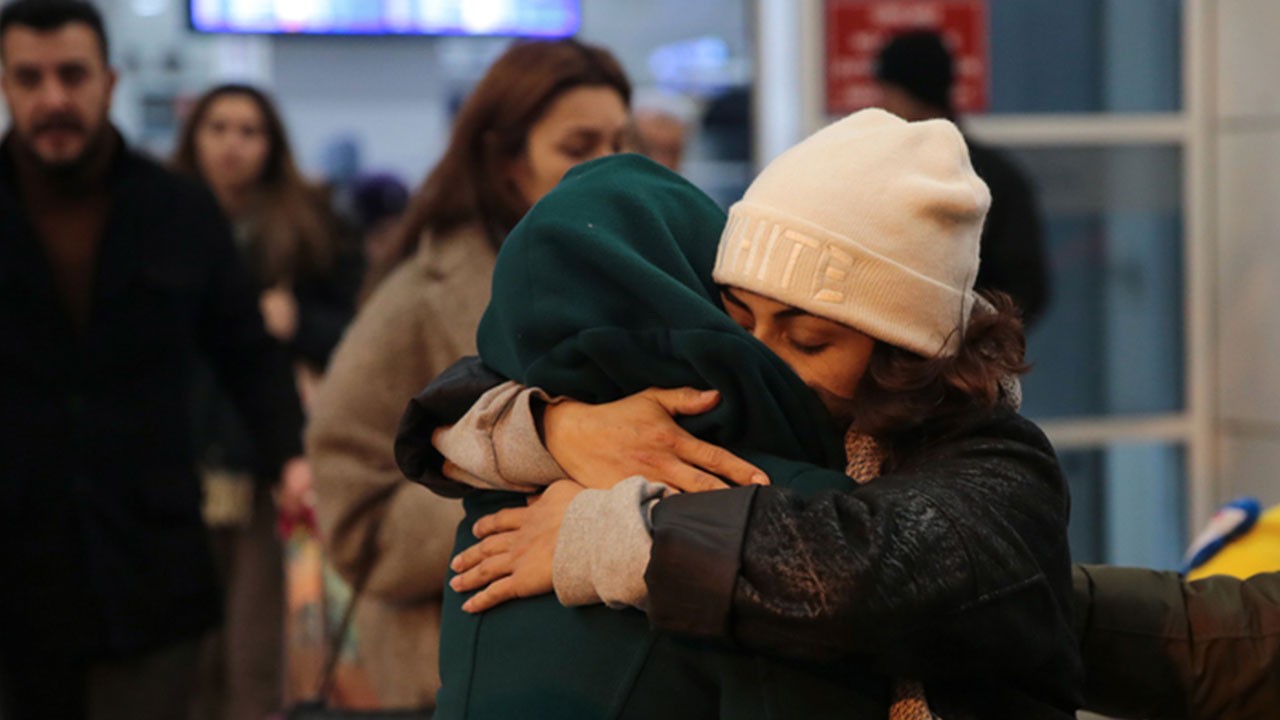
[1188,504,1280,581]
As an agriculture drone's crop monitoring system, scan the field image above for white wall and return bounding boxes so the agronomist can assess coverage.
[268,35,460,184]
[265,0,751,183]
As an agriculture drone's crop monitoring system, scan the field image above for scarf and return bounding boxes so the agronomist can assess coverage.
[845,376,1021,720]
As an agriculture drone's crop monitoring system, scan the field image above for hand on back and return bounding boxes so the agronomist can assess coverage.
[541,387,768,493]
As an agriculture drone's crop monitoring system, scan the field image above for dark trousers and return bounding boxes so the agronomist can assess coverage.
[0,638,201,720]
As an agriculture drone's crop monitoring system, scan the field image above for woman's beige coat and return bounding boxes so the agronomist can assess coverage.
[306,225,495,707]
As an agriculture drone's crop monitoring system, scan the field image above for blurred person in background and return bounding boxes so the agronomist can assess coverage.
[875,29,1051,330]
[0,2,307,719]
[305,38,631,711]
[631,87,697,173]
[348,172,410,279]
[171,83,361,720]
[173,83,362,386]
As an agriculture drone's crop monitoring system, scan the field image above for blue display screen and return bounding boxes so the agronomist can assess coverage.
[189,0,581,37]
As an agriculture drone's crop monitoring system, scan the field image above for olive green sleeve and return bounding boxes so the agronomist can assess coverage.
[1075,564,1280,720]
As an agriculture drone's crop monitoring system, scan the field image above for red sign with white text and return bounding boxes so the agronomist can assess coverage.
[825,0,989,115]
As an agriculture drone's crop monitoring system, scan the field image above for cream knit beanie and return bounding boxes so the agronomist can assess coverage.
[713,108,990,357]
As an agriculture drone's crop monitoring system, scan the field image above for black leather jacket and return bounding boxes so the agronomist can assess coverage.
[647,409,1082,718]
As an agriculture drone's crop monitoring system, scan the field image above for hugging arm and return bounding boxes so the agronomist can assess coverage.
[398,356,763,497]
[399,363,1080,705]
[647,412,1081,708]
[430,380,568,493]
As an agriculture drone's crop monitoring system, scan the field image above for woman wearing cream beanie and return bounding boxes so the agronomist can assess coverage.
[715,107,990,358]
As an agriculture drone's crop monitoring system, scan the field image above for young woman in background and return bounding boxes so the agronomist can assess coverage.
[173,83,359,720]
[305,39,632,710]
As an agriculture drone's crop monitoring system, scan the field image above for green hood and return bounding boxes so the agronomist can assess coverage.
[477,153,845,472]
[438,155,870,720]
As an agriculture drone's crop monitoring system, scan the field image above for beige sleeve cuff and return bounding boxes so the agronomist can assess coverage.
[432,381,567,492]
[552,476,669,610]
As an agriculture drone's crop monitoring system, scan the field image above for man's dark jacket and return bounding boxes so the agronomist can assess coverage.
[0,136,304,664]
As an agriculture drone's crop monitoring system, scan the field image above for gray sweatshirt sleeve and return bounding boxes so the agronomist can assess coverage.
[439,385,667,609]
[431,381,567,492]
[552,476,669,609]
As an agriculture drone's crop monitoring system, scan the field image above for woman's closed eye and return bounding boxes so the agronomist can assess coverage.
[789,337,830,355]
[557,132,602,161]
[785,328,833,355]
[558,143,593,161]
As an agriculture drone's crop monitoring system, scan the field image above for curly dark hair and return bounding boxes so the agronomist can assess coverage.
[851,290,1029,445]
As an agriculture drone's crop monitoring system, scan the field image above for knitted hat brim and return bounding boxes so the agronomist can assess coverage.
[714,201,977,357]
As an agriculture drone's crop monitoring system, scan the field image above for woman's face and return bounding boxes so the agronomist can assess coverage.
[195,94,270,196]
[722,287,875,422]
[509,85,629,207]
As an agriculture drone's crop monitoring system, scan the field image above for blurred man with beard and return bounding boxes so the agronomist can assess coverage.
[0,2,307,718]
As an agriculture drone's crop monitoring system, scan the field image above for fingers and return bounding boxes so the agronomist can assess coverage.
[660,463,732,493]
[450,553,512,593]
[644,387,721,417]
[673,434,769,487]
[450,532,509,573]
[452,539,550,613]
[462,576,522,613]
[634,427,767,490]
[473,507,526,538]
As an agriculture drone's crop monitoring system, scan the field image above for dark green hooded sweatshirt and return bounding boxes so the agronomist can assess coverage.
[436,155,892,719]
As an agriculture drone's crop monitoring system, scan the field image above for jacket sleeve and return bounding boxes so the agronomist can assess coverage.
[306,283,464,603]
[646,413,1080,704]
[195,192,304,482]
[395,355,508,498]
[429,381,566,492]
[552,476,668,609]
[1075,564,1280,720]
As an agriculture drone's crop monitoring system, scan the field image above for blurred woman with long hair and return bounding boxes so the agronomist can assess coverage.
[173,83,359,719]
[305,39,631,710]
[174,83,359,374]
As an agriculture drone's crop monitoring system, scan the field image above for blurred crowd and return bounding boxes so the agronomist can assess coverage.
[12,3,1276,720]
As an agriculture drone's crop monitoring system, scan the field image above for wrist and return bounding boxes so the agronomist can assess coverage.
[540,398,581,457]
